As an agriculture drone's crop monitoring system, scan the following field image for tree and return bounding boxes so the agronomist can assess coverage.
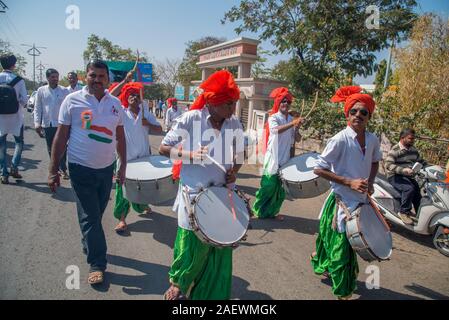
[154,58,182,97]
[373,59,392,98]
[223,0,417,97]
[178,36,226,86]
[0,39,27,76]
[375,14,449,165]
[83,34,148,63]
[251,48,273,78]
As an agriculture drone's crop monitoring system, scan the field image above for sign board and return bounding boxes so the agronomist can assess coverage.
[189,86,198,101]
[105,61,153,84]
[175,85,185,100]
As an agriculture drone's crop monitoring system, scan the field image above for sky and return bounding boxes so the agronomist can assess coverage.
[1,0,448,85]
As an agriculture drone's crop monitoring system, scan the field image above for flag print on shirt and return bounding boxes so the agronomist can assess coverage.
[81,110,113,144]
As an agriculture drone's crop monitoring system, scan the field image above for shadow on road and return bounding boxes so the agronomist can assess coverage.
[18,181,76,203]
[126,211,178,249]
[404,283,449,300]
[105,254,273,299]
[249,215,319,236]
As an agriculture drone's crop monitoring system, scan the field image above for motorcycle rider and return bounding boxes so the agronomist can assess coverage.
[385,128,427,225]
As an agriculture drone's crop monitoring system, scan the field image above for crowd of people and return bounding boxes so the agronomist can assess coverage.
[0,53,445,300]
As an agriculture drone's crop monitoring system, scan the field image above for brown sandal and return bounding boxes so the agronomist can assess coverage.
[88,271,104,285]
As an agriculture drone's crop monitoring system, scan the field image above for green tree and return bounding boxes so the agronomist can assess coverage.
[178,36,226,86]
[83,34,148,63]
[0,39,28,76]
[223,0,417,97]
[373,59,392,98]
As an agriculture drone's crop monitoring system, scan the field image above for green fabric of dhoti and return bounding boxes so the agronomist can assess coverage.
[113,183,148,220]
[252,174,286,219]
[168,227,233,300]
[311,192,359,298]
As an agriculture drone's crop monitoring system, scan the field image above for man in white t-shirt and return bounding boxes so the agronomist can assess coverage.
[165,98,183,132]
[48,60,126,286]
[111,82,162,233]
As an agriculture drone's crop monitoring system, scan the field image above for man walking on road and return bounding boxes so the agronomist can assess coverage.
[48,60,127,286]
[34,68,70,179]
[0,54,28,184]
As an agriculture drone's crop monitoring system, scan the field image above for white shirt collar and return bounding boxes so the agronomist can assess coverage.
[82,85,109,100]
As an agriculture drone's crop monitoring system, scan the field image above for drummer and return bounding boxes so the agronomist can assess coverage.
[159,70,244,300]
[113,82,162,233]
[252,87,303,220]
[311,86,382,300]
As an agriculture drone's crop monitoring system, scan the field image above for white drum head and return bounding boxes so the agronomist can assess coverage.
[358,204,392,260]
[126,155,173,180]
[279,153,321,182]
[194,187,249,245]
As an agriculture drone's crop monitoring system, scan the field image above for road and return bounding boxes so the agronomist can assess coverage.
[0,113,448,300]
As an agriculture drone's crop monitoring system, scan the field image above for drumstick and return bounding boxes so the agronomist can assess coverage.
[303,91,319,120]
[198,142,227,173]
[368,195,390,231]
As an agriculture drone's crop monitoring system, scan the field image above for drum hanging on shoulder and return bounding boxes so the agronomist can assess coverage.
[279,152,331,199]
[186,186,250,247]
[123,155,178,205]
[346,203,393,262]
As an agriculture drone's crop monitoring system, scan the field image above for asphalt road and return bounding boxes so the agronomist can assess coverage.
[0,113,448,300]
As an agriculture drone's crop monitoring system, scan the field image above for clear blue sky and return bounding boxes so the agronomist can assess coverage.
[1,0,448,84]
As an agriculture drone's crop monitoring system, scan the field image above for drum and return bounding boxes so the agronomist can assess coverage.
[123,155,178,205]
[278,152,331,199]
[346,203,393,262]
[186,186,250,247]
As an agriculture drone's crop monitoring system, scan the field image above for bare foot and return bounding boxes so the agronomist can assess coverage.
[275,215,285,221]
[114,221,127,233]
[164,285,185,300]
[143,207,152,215]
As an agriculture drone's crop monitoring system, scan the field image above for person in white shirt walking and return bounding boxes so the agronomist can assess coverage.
[165,98,183,132]
[0,55,28,184]
[311,86,382,300]
[66,71,83,93]
[48,60,127,286]
[252,87,303,220]
[112,82,162,233]
[34,69,70,179]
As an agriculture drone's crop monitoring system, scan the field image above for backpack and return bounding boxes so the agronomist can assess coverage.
[0,76,22,114]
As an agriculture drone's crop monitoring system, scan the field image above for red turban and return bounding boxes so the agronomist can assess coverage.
[268,87,293,116]
[330,86,376,117]
[259,87,294,155]
[167,98,177,108]
[117,82,144,108]
[190,70,240,110]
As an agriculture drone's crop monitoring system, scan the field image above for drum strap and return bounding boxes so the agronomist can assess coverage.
[334,195,352,231]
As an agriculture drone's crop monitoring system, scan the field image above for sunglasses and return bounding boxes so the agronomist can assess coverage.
[349,108,369,117]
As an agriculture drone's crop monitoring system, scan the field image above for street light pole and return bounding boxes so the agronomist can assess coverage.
[21,44,46,90]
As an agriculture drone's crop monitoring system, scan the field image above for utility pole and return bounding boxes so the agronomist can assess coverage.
[0,1,8,13]
[21,44,46,90]
[36,62,45,85]
[383,38,395,89]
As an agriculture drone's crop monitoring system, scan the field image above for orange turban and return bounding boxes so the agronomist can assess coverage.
[167,98,177,108]
[117,82,144,108]
[190,70,240,110]
[259,87,294,155]
[268,87,293,116]
[330,86,376,117]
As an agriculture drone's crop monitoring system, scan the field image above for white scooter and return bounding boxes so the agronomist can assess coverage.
[371,163,449,257]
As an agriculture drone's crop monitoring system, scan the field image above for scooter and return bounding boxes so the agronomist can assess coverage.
[371,163,449,257]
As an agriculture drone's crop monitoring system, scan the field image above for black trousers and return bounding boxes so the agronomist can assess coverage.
[44,126,67,172]
[388,175,422,213]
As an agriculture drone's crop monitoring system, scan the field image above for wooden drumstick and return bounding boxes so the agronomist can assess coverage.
[368,195,391,231]
[303,91,319,120]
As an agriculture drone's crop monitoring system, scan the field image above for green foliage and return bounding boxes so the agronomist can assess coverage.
[83,34,148,63]
[0,39,28,76]
[223,0,417,97]
[373,59,393,98]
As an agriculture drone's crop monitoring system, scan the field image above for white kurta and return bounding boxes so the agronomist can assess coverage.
[0,71,28,136]
[263,112,295,175]
[315,126,382,232]
[122,105,161,161]
[162,108,244,230]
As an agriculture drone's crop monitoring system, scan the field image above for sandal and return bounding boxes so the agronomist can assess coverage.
[88,271,104,285]
[115,222,128,234]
